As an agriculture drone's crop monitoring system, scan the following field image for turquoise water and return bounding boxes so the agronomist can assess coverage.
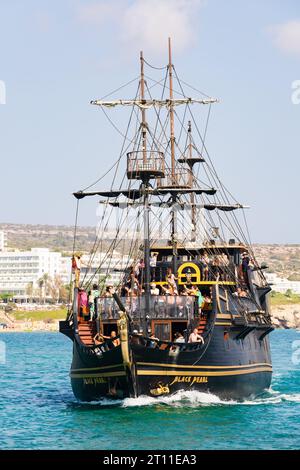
[0,330,299,450]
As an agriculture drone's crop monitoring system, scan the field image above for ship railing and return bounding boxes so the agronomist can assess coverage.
[129,334,205,352]
[127,151,165,179]
[229,295,271,325]
[97,295,195,320]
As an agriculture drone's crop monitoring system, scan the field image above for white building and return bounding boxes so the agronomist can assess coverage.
[265,273,300,294]
[0,248,62,296]
[0,246,132,297]
[79,252,133,286]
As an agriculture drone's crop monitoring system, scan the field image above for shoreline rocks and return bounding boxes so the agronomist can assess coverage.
[271,304,300,329]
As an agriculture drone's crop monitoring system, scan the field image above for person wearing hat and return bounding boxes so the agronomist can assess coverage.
[183,268,194,295]
[241,252,250,287]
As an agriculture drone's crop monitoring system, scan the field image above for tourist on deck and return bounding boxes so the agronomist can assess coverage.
[174,332,185,343]
[109,331,120,348]
[78,288,89,320]
[193,287,204,314]
[150,282,160,296]
[200,253,210,281]
[124,270,140,296]
[166,267,177,290]
[134,259,144,284]
[149,333,159,348]
[162,283,178,296]
[241,252,251,286]
[182,269,194,295]
[150,252,158,281]
[103,285,114,319]
[219,253,230,281]
[88,283,100,320]
[201,294,212,312]
[188,328,204,344]
[93,332,109,353]
[93,332,105,346]
[233,287,248,298]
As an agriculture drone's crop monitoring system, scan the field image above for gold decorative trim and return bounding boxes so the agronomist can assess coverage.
[136,362,272,370]
[136,367,272,377]
[71,364,124,373]
[70,371,126,379]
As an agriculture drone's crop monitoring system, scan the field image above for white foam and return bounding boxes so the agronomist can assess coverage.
[122,390,227,408]
[76,389,300,408]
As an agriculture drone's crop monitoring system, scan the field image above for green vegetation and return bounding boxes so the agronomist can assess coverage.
[287,273,300,281]
[12,309,67,322]
[270,291,300,306]
[0,293,14,301]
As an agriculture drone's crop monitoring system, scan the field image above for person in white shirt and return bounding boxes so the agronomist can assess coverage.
[188,328,204,344]
[150,282,160,296]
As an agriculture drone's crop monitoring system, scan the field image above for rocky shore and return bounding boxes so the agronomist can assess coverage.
[271,304,300,329]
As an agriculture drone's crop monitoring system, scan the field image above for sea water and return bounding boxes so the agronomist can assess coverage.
[0,330,299,450]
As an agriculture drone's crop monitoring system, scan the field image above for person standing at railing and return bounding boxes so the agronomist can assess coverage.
[150,251,159,281]
[88,283,100,320]
[103,285,114,319]
[150,282,160,295]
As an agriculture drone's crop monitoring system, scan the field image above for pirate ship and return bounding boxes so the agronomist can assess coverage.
[60,39,273,401]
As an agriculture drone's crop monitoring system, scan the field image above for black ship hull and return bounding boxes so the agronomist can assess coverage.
[68,324,272,402]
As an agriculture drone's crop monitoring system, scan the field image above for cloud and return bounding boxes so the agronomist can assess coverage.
[77,0,204,56]
[268,20,300,57]
[121,0,203,55]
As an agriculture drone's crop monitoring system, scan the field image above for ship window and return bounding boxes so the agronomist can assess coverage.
[171,321,187,342]
[103,322,118,336]
[153,322,171,342]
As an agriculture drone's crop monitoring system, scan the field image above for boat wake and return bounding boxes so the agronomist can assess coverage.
[77,388,300,408]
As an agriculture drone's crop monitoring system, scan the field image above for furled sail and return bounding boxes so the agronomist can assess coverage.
[73,187,217,200]
[90,98,218,109]
[99,201,248,211]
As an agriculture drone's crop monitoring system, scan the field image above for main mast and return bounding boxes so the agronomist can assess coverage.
[140,51,151,317]
[168,38,178,273]
[168,37,176,181]
[140,51,147,163]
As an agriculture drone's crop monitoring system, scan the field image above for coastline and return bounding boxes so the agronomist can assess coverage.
[271,304,300,329]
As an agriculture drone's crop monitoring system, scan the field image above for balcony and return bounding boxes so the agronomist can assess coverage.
[97,295,195,321]
[127,151,165,180]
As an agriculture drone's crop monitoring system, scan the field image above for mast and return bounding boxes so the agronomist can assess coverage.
[168,38,178,273]
[140,51,150,317]
[140,51,147,163]
[188,121,197,242]
[168,37,176,181]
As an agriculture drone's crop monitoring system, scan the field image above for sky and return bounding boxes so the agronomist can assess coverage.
[0,0,299,243]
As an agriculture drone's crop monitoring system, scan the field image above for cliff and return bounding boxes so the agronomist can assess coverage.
[271,304,300,329]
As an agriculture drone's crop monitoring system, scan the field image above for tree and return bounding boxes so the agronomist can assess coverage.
[59,284,70,304]
[285,289,293,298]
[25,282,34,303]
[37,273,51,303]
